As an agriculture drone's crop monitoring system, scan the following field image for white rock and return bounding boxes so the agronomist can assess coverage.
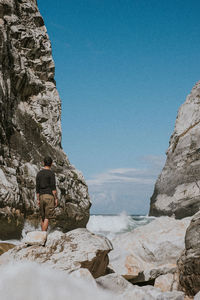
[70,268,97,287]
[142,286,184,300]
[0,228,112,278]
[109,216,190,283]
[96,273,184,300]
[96,273,133,294]
[150,81,200,219]
[24,231,47,246]
[194,291,200,300]
[154,273,174,292]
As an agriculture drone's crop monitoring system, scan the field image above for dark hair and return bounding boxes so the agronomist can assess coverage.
[44,156,53,167]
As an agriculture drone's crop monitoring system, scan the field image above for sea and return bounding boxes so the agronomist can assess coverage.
[87,213,155,240]
[0,212,155,244]
[0,213,155,300]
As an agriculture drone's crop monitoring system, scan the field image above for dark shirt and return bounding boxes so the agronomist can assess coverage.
[36,169,56,195]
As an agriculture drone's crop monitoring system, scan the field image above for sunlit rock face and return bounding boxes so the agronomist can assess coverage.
[0,229,113,279]
[149,81,200,219]
[0,0,91,239]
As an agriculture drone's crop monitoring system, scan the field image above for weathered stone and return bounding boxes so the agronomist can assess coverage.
[0,0,91,239]
[142,286,184,300]
[0,206,24,239]
[0,228,112,278]
[194,291,200,300]
[70,268,97,287]
[177,211,200,297]
[149,81,200,219]
[23,231,47,246]
[96,273,184,300]
[0,242,15,255]
[109,216,190,284]
[154,273,175,292]
[96,273,133,294]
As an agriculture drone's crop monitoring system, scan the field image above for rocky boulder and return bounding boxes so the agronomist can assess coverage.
[109,216,190,284]
[154,273,179,292]
[96,273,185,300]
[149,81,200,218]
[0,0,90,239]
[23,231,47,246]
[70,268,97,287]
[195,291,200,300]
[0,242,15,256]
[0,228,112,278]
[177,211,200,297]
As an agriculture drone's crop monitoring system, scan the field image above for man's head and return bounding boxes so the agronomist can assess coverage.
[43,156,53,167]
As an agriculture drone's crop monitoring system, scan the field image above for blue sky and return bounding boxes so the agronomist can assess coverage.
[38,0,200,214]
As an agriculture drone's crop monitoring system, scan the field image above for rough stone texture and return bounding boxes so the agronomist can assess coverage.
[149,81,200,219]
[96,273,133,294]
[0,228,113,278]
[23,230,47,245]
[96,273,184,300]
[0,242,15,255]
[154,273,176,292]
[194,291,200,300]
[0,0,91,239]
[109,216,190,284]
[141,287,184,300]
[70,268,97,287]
[177,211,200,297]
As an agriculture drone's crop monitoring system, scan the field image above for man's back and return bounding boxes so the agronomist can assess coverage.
[36,169,56,195]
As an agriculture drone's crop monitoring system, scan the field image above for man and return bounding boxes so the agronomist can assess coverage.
[36,156,58,231]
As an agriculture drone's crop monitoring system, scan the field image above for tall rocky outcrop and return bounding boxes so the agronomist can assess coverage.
[149,81,200,218]
[177,211,200,297]
[0,0,91,239]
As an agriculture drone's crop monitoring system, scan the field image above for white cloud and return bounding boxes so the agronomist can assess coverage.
[86,155,166,215]
[87,168,156,186]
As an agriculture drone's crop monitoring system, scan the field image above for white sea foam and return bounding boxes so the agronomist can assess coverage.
[21,221,41,238]
[87,212,155,240]
[0,262,117,300]
[0,213,155,244]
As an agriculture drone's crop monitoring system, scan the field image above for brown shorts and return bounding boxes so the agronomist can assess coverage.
[39,194,55,221]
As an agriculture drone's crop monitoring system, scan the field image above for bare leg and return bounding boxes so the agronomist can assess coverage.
[41,218,49,231]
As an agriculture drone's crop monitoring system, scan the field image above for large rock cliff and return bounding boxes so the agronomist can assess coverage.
[0,0,91,239]
[177,211,200,296]
[149,81,200,218]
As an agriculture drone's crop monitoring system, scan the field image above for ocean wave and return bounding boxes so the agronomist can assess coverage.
[87,212,155,239]
[0,213,155,244]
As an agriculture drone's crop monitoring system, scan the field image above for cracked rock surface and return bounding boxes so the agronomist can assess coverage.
[0,228,113,278]
[0,0,91,239]
[150,81,200,218]
[109,216,190,284]
[177,211,200,297]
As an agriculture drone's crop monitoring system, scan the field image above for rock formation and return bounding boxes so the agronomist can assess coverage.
[0,0,90,239]
[109,216,190,284]
[0,242,15,255]
[149,81,200,218]
[177,211,200,297]
[0,228,113,278]
[96,273,185,300]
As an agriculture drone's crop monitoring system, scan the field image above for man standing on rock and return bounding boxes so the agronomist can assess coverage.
[36,156,58,231]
